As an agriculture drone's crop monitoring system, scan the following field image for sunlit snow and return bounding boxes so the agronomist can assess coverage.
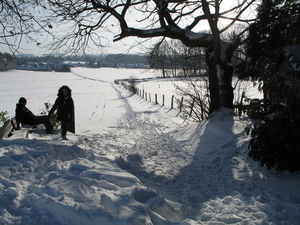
[0,68,299,225]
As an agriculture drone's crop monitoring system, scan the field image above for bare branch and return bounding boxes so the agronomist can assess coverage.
[220,0,257,33]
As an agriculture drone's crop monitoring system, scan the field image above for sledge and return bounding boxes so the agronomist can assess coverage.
[25,125,37,138]
[0,119,14,139]
[0,117,21,139]
[11,117,19,130]
[0,117,38,139]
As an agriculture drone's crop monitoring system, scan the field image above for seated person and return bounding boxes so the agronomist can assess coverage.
[15,97,53,134]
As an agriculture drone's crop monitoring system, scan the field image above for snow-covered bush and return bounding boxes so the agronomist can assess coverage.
[248,98,300,173]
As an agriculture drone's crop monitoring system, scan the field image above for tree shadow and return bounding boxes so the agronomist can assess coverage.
[115,111,276,222]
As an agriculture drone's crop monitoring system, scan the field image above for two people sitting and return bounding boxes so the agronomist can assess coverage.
[15,97,54,134]
[15,85,75,140]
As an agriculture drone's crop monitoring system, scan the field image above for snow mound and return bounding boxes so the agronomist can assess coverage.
[0,131,184,225]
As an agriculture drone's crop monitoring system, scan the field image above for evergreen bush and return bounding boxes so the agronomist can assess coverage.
[248,92,300,173]
[0,111,9,123]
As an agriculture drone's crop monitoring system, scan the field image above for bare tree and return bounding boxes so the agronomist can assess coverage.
[48,0,257,113]
[149,39,206,77]
[175,76,210,121]
[0,0,53,54]
[148,39,175,78]
[2,0,257,113]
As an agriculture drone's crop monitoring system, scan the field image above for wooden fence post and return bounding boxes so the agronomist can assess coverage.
[155,94,158,104]
[180,97,184,112]
[189,97,195,116]
[171,95,174,109]
[145,92,147,100]
[162,95,165,106]
[149,93,151,102]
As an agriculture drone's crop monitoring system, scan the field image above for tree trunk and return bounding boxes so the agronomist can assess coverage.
[206,49,234,113]
[162,62,166,78]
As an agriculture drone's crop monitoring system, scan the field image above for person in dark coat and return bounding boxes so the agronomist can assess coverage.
[49,85,74,140]
[15,97,53,134]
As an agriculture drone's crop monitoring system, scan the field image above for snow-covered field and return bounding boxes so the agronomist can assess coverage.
[135,77,261,109]
[0,68,299,225]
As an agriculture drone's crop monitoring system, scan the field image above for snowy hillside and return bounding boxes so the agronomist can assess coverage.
[0,68,300,225]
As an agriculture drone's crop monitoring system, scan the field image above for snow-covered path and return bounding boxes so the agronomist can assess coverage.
[0,68,300,225]
[73,69,300,224]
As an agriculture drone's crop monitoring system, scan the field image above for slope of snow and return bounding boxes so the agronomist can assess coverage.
[0,68,299,225]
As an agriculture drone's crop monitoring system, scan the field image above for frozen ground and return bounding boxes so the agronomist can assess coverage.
[0,68,299,225]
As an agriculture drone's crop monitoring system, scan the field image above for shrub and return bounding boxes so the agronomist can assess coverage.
[248,90,300,173]
[128,76,138,94]
[247,72,300,173]
[0,111,9,123]
[40,102,60,130]
[174,77,210,121]
[248,114,300,173]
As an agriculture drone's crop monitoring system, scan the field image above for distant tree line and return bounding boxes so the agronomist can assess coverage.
[15,54,148,65]
[148,40,207,78]
[0,52,17,71]
[1,53,150,71]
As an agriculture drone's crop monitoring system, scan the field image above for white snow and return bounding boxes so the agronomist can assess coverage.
[0,68,299,225]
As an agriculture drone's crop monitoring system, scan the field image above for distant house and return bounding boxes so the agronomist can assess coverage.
[17,62,71,72]
[267,44,300,97]
[17,62,49,71]
[54,64,71,72]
